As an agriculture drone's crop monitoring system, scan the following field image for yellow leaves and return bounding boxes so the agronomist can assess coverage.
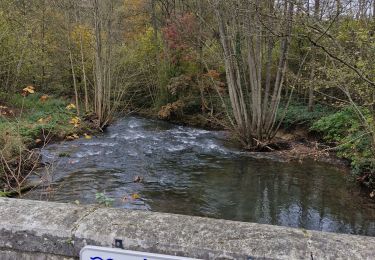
[131,193,141,200]
[66,133,79,141]
[22,85,35,96]
[123,0,149,40]
[69,116,81,127]
[84,133,92,139]
[37,115,52,124]
[23,85,35,93]
[66,103,76,110]
[71,24,94,48]
[122,193,142,203]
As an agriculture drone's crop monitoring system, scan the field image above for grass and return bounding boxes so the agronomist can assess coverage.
[0,91,91,147]
[0,91,94,195]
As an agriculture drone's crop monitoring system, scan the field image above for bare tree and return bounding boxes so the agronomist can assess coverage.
[213,0,295,149]
[91,0,135,128]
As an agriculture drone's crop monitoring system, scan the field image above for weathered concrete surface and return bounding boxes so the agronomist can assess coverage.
[0,198,374,260]
[0,250,74,260]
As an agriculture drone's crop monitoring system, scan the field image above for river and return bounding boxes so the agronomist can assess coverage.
[25,117,375,236]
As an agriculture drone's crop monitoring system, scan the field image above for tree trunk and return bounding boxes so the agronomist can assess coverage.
[214,0,294,148]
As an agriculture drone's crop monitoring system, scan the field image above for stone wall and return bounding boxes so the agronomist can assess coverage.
[0,198,374,259]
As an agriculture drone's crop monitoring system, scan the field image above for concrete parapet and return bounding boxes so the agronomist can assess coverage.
[0,198,374,259]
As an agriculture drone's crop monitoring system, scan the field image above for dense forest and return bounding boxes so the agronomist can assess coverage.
[0,0,374,199]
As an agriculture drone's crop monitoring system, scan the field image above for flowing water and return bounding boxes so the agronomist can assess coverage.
[26,117,375,236]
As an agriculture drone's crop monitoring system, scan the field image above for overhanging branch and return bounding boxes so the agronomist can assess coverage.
[306,36,375,88]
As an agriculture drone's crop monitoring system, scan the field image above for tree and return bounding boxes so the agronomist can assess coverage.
[213,0,295,149]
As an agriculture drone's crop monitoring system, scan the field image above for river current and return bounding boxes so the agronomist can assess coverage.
[25,117,375,236]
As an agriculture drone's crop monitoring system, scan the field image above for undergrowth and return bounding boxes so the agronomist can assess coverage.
[0,90,93,196]
[311,106,375,194]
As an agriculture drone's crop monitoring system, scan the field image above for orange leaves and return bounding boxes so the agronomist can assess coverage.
[158,100,185,120]
[39,95,49,103]
[205,70,220,80]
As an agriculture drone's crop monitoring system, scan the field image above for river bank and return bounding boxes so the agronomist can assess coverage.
[0,91,100,197]
[137,109,349,166]
[136,107,374,199]
[0,94,372,203]
[24,116,375,235]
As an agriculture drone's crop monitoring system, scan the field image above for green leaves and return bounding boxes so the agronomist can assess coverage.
[95,192,114,207]
[311,106,374,171]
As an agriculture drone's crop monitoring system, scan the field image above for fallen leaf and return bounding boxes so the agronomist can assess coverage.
[131,193,141,200]
[66,134,79,141]
[133,176,143,183]
[69,116,81,127]
[22,85,35,96]
[66,103,76,110]
[37,115,52,124]
[66,136,75,141]
[23,85,35,93]
[84,133,92,139]
[40,95,49,102]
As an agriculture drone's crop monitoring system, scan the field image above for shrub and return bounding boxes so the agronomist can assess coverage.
[278,102,333,129]
[0,124,25,161]
[311,106,375,188]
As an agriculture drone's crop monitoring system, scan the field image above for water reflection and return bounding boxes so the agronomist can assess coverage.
[25,117,375,236]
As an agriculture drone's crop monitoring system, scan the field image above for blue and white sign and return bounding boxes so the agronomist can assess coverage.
[80,246,199,260]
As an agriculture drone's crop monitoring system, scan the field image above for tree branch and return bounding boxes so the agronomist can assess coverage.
[306,35,375,88]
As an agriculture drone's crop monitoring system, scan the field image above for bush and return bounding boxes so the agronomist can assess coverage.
[0,123,25,161]
[279,102,333,129]
[0,91,95,195]
[311,106,375,189]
